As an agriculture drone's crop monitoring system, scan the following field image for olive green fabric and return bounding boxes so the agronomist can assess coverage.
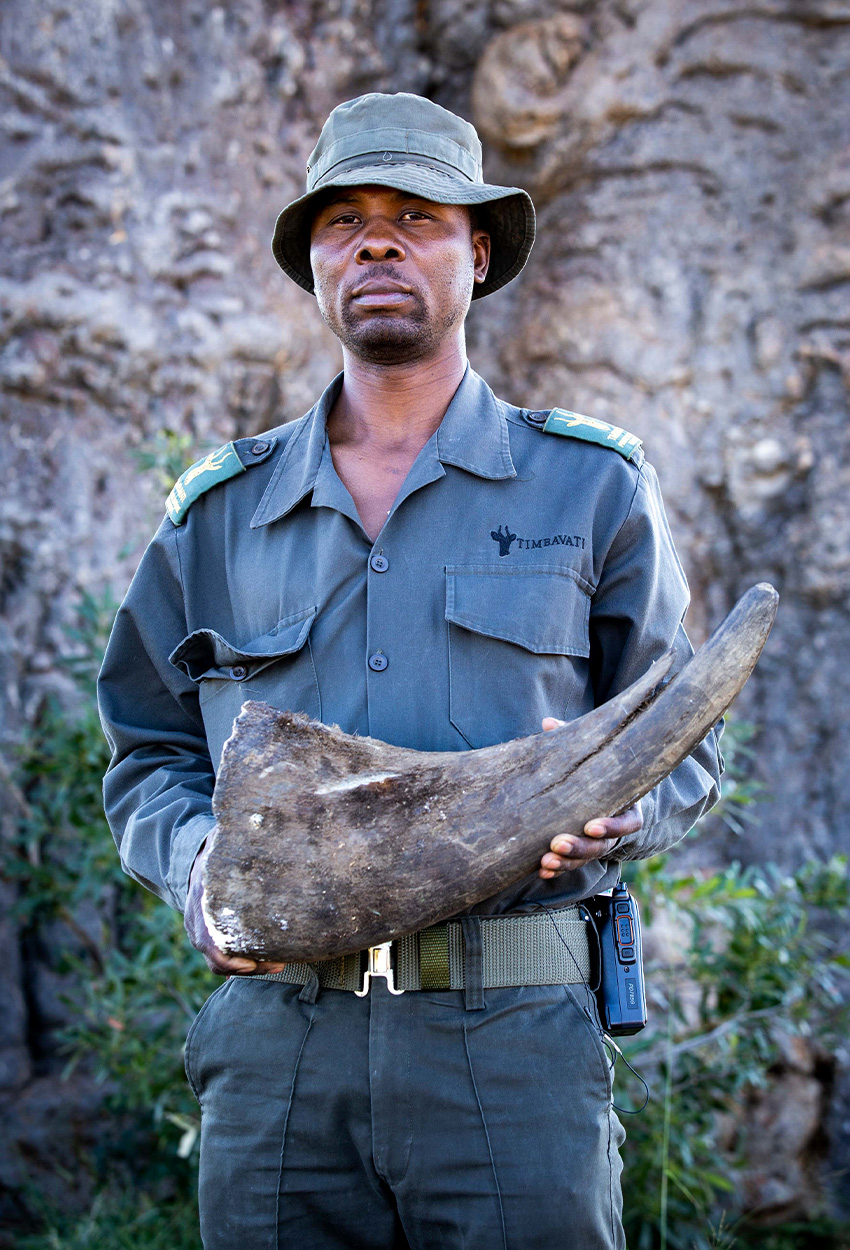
[418,923,452,991]
[271,92,536,299]
[256,909,591,994]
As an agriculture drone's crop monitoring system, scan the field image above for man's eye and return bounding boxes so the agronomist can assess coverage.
[331,213,360,225]
[401,210,430,221]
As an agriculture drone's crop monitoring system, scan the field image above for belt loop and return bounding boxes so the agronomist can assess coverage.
[297,964,320,1004]
[460,916,485,1011]
[419,924,450,990]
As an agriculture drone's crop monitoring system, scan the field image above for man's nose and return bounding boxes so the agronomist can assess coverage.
[356,219,406,265]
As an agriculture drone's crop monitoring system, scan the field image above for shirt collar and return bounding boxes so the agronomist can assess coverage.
[434,364,516,481]
[250,371,343,528]
[250,363,515,529]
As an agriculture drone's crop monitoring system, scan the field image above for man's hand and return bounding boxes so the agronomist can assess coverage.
[185,839,287,977]
[537,717,643,879]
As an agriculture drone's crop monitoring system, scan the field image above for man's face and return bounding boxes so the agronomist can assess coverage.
[309,185,490,365]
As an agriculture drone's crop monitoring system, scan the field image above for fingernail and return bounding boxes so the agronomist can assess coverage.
[230,958,257,970]
[553,839,573,854]
[585,822,605,836]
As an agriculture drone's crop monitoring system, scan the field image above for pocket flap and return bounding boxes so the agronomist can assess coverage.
[169,606,317,682]
[445,567,589,656]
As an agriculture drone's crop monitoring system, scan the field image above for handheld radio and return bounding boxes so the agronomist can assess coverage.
[589,881,648,1036]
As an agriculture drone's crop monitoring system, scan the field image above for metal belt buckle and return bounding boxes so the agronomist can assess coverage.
[354,942,404,996]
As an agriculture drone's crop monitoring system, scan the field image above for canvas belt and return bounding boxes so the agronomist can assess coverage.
[253,907,590,996]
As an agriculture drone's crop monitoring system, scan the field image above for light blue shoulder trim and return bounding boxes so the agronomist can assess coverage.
[165,436,278,525]
[543,409,643,462]
[166,444,246,525]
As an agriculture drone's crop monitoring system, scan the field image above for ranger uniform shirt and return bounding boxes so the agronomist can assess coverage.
[98,365,723,915]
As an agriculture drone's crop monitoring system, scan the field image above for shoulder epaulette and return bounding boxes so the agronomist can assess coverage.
[165,436,278,525]
[527,408,643,462]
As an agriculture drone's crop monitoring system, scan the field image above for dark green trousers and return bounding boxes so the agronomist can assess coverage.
[185,976,626,1249]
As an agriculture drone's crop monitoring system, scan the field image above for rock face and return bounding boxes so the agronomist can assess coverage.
[1,0,848,1229]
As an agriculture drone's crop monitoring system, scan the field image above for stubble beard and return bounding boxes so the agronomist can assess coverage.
[317,268,472,366]
[337,298,436,366]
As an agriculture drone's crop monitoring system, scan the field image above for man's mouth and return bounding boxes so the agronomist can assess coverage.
[350,279,415,308]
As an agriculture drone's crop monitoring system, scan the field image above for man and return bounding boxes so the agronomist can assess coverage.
[98,93,722,1249]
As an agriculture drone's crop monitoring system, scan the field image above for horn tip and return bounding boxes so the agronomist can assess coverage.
[742,581,780,629]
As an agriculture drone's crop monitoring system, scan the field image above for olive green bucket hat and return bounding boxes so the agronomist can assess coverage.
[271,92,536,299]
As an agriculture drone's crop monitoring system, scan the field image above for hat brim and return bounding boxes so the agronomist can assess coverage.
[271,164,535,300]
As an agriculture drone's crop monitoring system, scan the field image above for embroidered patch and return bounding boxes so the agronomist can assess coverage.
[165,443,246,525]
[543,409,642,460]
[490,524,586,556]
[490,525,517,556]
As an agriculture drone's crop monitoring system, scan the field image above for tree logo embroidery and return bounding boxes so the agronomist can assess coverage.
[491,524,517,556]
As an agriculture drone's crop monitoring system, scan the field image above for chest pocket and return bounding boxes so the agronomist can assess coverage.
[445,567,592,748]
[170,606,319,767]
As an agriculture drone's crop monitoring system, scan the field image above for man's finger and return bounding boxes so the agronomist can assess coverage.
[200,943,287,977]
[539,801,642,876]
[539,854,598,878]
[543,835,619,865]
[550,834,624,859]
[581,803,643,841]
[198,941,256,976]
[541,717,566,732]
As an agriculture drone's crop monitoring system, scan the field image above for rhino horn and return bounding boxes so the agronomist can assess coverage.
[204,582,778,962]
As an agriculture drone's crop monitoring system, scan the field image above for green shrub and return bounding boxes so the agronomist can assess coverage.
[131,429,209,496]
[3,593,210,1245]
[618,851,849,1250]
[16,1187,201,1250]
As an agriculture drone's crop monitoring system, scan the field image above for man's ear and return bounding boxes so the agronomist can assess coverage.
[472,229,491,285]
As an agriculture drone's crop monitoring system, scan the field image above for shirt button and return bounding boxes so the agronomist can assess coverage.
[370,554,389,573]
[368,653,388,672]
[251,440,270,455]
[230,665,248,680]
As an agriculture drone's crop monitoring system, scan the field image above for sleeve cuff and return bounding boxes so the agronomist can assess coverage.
[166,810,217,912]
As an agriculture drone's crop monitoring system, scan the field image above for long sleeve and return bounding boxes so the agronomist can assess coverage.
[97,520,215,912]
[590,461,723,860]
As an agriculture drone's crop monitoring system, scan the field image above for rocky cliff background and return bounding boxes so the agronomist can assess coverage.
[1,0,849,1235]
